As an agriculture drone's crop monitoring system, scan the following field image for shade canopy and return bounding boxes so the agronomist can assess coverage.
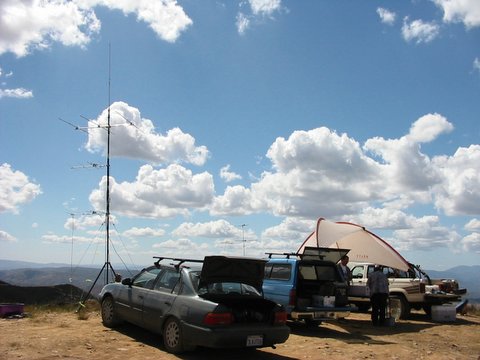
[297,218,409,272]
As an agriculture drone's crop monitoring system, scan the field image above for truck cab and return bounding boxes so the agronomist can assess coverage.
[262,247,353,325]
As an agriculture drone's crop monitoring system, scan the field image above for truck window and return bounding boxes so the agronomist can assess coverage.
[351,265,364,279]
[265,263,291,280]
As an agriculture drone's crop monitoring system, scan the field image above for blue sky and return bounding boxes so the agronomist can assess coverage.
[1,0,479,272]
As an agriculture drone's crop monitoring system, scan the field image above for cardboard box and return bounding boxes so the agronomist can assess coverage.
[431,305,456,322]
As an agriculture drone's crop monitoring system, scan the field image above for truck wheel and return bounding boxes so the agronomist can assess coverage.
[391,295,410,319]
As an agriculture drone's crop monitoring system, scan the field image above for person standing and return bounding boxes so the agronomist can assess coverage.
[337,255,352,283]
[367,265,389,326]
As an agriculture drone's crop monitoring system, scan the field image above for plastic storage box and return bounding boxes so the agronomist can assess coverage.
[0,303,24,317]
[431,305,456,322]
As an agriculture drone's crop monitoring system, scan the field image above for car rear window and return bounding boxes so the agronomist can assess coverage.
[264,263,291,280]
[299,265,336,281]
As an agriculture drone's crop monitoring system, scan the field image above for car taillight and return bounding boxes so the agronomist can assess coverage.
[274,311,287,325]
[289,288,296,306]
[203,312,234,326]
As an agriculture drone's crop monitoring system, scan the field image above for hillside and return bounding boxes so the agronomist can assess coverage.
[0,259,478,302]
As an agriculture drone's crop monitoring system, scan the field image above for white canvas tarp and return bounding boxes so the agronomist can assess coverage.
[297,218,410,272]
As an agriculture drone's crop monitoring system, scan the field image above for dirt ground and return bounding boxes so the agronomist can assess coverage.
[1,309,479,360]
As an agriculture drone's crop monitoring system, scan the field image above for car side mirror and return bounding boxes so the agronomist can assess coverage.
[122,278,133,286]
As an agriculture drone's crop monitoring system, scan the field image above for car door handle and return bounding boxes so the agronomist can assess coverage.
[138,295,144,299]
[164,301,172,306]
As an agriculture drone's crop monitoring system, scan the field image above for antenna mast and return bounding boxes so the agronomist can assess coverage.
[77,44,117,311]
[105,42,112,284]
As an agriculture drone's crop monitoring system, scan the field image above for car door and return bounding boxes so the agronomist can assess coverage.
[116,267,163,326]
[142,269,180,332]
[349,264,370,297]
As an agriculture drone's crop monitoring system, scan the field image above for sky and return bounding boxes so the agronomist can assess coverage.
[1,0,480,273]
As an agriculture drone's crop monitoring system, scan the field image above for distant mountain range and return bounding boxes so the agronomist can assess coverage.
[0,259,140,299]
[0,259,478,303]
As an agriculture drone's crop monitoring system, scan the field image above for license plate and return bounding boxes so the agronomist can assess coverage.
[246,335,263,347]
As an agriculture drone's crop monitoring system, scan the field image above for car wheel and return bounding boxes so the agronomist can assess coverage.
[163,317,194,354]
[101,296,122,328]
[391,295,410,319]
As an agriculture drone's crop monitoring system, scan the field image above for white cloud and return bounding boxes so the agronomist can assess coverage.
[0,230,17,242]
[0,0,191,57]
[377,7,396,25]
[461,232,480,252]
[123,226,165,238]
[220,164,242,182]
[465,218,480,231]
[212,112,469,225]
[249,0,281,16]
[407,113,454,143]
[0,163,42,214]
[390,215,461,251]
[236,12,250,35]
[236,0,282,34]
[63,212,106,231]
[211,185,256,216]
[433,0,480,28]
[0,0,100,57]
[402,17,440,44]
[0,88,33,99]
[432,145,480,215]
[172,219,252,240]
[85,102,209,166]
[89,164,215,219]
[152,238,210,258]
[79,0,192,42]
[474,57,480,74]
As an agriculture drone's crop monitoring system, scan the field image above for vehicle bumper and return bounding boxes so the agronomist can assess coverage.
[181,322,290,349]
[291,307,351,321]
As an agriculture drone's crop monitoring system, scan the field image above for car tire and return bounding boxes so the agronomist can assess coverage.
[163,317,195,354]
[391,295,410,319]
[101,296,122,328]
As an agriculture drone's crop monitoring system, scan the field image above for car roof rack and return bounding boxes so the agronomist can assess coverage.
[265,252,299,259]
[153,256,203,270]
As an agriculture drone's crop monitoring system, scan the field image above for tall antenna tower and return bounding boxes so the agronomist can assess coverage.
[76,44,117,311]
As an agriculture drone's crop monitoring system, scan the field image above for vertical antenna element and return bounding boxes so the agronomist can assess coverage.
[105,42,112,285]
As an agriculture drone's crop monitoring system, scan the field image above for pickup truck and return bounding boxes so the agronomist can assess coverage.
[262,247,353,326]
[348,262,465,319]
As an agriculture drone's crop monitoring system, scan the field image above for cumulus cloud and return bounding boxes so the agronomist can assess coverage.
[0,88,33,99]
[433,0,480,28]
[474,58,480,74]
[402,17,440,44]
[172,219,252,240]
[0,230,17,242]
[220,164,242,182]
[0,0,191,57]
[123,226,165,238]
[78,0,192,42]
[236,0,282,34]
[377,7,396,25]
[432,145,480,215]
[63,212,106,231]
[461,232,480,252]
[465,218,480,231]
[85,102,209,166]
[389,215,461,251]
[0,163,42,214]
[152,238,210,258]
[0,0,100,57]
[89,164,214,218]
